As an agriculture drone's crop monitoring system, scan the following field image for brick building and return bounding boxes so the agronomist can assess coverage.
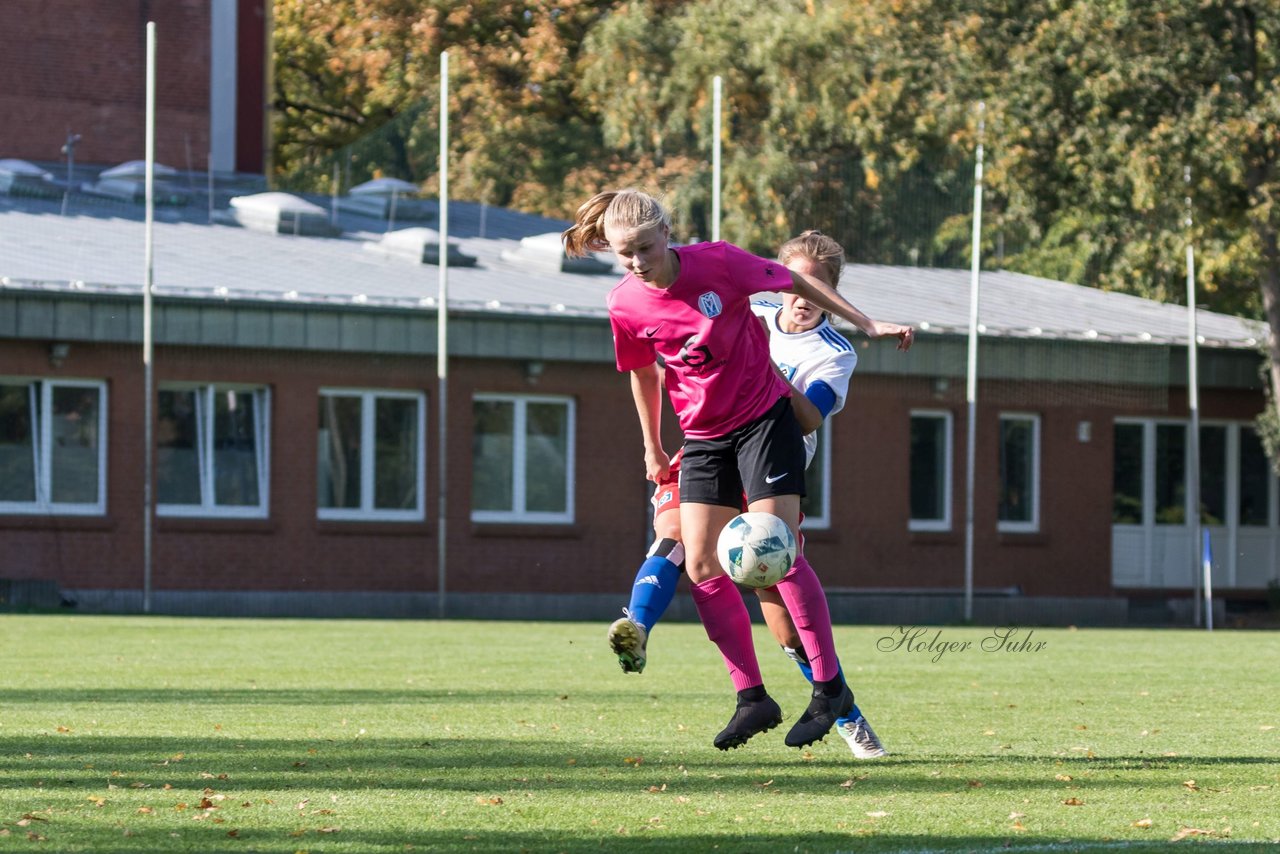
[0,187,1274,624]
[0,0,269,174]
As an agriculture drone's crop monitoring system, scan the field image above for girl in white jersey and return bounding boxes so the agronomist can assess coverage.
[605,231,887,758]
[564,191,913,750]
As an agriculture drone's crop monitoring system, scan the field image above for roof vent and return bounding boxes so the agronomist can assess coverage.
[501,232,614,274]
[0,159,58,198]
[88,160,189,205]
[338,178,436,223]
[229,192,338,236]
[363,227,477,266]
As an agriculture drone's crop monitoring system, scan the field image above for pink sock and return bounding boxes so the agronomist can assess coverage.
[775,554,839,682]
[690,574,762,692]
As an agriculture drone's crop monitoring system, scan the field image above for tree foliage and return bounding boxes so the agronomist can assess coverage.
[273,0,1280,425]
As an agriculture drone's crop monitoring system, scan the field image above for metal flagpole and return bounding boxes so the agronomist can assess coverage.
[142,21,157,613]
[1185,166,1207,629]
[963,102,986,623]
[436,52,450,620]
[712,75,722,243]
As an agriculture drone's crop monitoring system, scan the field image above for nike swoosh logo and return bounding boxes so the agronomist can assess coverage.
[644,325,662,337]
[765,473,788,484]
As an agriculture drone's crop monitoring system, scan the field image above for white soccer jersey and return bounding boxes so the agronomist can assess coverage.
[751,298,859,468]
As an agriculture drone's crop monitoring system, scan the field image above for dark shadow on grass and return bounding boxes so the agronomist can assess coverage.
[9,824,1279,854]
[2,736,1274,797]
[0,688,480,705]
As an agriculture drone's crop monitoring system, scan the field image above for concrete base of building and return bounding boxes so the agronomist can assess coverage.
[47,587,1199,627]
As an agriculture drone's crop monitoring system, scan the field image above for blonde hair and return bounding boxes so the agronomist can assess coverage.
[778,229,845,288]
[562,189,671,257]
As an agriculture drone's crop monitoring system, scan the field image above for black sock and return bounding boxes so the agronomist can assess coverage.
[738,685,767,703]
[814,676,845,699]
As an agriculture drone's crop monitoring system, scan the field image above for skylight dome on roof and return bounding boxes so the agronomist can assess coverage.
[363,227,477,266]
[229,192,336,236]
[501,232,614,274]
[89,160,187,204]
[0,159,57,197]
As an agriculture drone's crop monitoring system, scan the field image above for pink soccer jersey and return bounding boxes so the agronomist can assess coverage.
[607,241,793,440]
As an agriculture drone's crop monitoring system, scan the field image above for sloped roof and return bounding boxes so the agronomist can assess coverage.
[0,190,1266,349]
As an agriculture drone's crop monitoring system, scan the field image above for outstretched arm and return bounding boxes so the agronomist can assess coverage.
[630,361,670,482]
[787,269,915,351]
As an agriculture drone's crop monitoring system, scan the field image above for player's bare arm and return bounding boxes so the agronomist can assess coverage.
[787,269,915,351]
[629,362,670,482]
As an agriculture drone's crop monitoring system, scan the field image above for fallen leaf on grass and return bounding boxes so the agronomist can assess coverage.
[1133,818,1153,828]
[137,807,154,815]
[966,780,984,788]
[87,796,107,807]
[1062,798,1084,806]
[476,796,503,805]
[646,784,667,793]
[866,811,889,818]
[623,756,643,766]
[1170,827,1212,842]
[1055,774,1073,782]
[1009,812,1025,820]
[1182,780,1199,791]
[1011,821,1027,832]
[754,780,773,789]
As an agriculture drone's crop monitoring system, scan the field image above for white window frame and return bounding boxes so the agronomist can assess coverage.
[471,393,576,524]
[997,412,1041,534]
[1112,417,1150,528]
[0,378,108,516]
[1118,417,1278,531]
[908,409,953,532]
[157,384,271,518]
[801,426,831,530]
[317,388,426,522]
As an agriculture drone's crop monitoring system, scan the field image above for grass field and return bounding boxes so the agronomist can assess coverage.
[0,615,1277,853]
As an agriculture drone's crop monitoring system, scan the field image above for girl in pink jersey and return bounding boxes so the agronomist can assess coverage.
[563,189,913,750]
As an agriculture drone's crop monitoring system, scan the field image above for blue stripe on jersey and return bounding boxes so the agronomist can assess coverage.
[805,380,838,418]
[818,326,853,352]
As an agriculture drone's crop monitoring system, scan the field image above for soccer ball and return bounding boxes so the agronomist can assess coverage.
[716,512,796,588]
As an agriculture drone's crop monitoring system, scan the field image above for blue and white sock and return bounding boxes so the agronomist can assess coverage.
[784,645,862,724]
[627,539,684,632]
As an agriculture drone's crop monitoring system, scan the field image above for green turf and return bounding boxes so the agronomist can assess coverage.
[0,615,1277,852]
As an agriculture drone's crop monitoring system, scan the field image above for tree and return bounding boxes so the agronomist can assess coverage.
[976,1,1280,450]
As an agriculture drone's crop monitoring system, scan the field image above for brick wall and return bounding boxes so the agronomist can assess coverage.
[0,0,267,173]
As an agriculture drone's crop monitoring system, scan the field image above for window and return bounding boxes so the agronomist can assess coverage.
[318,389,425,521]
[799,427,830,529]
[1112,421,1144,524]
[472,394,574,523]
[1198,425,1227,525]
[998,413,1039,532]
[909,410,952,531]
[158,385,270,517]
[0,379,107,515]
[1239,426,1271,527]
[1154,423,1186,525]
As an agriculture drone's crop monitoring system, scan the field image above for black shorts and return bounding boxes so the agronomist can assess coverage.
[679,396,807,507]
